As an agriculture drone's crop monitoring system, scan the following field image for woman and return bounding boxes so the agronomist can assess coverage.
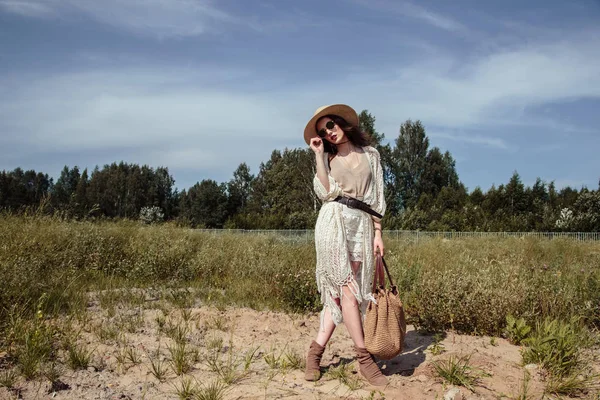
[303,104,387,386]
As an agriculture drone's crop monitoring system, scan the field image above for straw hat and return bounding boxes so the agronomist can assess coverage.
[303,104,359,145]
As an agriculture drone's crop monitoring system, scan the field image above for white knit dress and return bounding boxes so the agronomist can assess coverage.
[313,146,386,329]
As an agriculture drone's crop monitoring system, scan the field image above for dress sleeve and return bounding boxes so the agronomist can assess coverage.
[369,147,386,223]
[313,174,343,202]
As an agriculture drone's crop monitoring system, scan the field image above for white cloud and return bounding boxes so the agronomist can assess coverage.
[351,0,467,33]
[338,31,600,138]
[0,0,55,17]
[0,0,245,37]
[429,131,509,150]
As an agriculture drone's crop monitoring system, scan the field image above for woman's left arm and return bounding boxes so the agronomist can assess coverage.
[371,147,386,256]
[373,220,384,257]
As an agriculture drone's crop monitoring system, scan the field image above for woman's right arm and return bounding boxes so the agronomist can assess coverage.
[310,137,329,193]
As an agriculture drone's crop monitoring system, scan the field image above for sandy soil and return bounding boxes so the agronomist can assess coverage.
[1,296,596,400]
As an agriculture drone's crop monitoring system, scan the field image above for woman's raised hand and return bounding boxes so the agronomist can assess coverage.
[310,137,324,155]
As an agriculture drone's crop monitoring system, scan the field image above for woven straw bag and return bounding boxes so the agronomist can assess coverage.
[364,254,407,360]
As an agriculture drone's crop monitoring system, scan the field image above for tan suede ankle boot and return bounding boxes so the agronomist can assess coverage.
[355,346,388,386]
[304,341,326,381]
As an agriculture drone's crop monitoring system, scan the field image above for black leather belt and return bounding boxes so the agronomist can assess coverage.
[333,196,383,219]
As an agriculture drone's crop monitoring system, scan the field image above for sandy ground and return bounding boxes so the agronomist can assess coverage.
[1,295,597,400]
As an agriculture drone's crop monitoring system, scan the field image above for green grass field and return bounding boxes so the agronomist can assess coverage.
[1,214,599,334]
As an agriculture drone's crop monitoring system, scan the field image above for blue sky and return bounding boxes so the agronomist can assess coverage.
[1,0,599,193]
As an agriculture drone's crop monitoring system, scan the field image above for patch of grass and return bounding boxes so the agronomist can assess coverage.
[545,373,600,396]
[165,319,190,344]
[243,345,260,372]
[205,315,229,332]
[168,288,195,309]
[281,349,305,371]
[522,317,585,378]
[196,380,228,400]
[41,361,63,384]
[116,310,144,334]
[173,376,197,400]
[0,368,19,390]
[148,351,169,382]
[504,315,532,345]
[93,319,121,343]
[513,369,531,400]
[432,354,489,392]
[263,347,285,370]
[326,362,362,390]
[125,346,142,365]
[66,342,94,371]
[4,299,57,380]
[168,342,196,376]
[521,317,598,396]
[114,347,129,372]
[206,335,224,352]
[428,333,445,356]
[180,308,194,323]
[205,345,245,385]
[155,314,167,333]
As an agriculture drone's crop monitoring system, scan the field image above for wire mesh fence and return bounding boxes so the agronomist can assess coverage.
[195,229,600,243]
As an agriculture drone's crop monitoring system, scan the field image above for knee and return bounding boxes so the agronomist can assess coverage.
[341,286,358,307]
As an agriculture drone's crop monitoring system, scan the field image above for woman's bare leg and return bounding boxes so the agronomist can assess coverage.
[315,298,339,346]
[342,261,366,348]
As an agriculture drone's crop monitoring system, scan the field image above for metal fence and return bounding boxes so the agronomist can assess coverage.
[195,229,600,243]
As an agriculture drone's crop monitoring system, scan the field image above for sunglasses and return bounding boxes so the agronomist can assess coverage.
[317,120,336,138]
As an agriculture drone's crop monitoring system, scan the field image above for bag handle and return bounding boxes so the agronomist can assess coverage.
[372,253,395,292]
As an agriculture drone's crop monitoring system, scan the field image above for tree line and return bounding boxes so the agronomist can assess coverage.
[1,111,599,231]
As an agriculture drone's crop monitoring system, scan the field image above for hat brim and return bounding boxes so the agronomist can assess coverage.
[304,104,359,145]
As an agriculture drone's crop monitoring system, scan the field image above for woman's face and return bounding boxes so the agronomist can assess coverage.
[316,117,346,144]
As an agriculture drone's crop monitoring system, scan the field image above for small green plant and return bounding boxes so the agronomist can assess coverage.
[206,315,228,332]
[117,311,144,334]
[513,369,531,400]
[326,362,362,389]
[520,317,600,396]
[41,361,63,384]
[522,317,582,378]
[148,347,169,382]
[281,349,305,371]
[165,320,190,344]
[168,288,195,309]
[545,373,600,396]
[93,320,121,342]
[173,376,197,399]
[429,333,446,356]
[0,368,19,390]
[243,345,260,372]
[263,347,285,370]
[196,380,228,400]
[361,390,386,400]
[7,299,55,380]
[206,335,224,352]
[67,342,94,370]
[114,347,129,371]
[504,315,532,345]
[205,350,244,385]
[125,346,142,365]
[155,314,167,332]
[489,336,498,346]
[432,354,489,392]
[168,342,196,375]
[181,308,194,323]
